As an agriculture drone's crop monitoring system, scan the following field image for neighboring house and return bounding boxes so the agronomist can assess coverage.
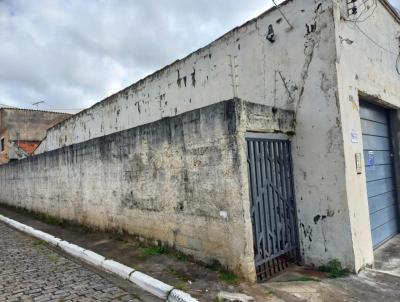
[0,108,70,164]
[1,0,400,282]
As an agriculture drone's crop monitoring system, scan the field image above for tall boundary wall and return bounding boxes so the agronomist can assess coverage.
[0,99,294,280]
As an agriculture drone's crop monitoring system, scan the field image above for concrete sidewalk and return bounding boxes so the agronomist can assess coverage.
[374,234,400,277]
[264,269,400,301]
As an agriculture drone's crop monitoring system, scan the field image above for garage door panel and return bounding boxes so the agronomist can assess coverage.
[361,101,399,248]
[365,165,393,182]
[370,204,398,229]
[363,150,392,166]
[371,219,398,248]
[361,120,389,137]
[368,191,396,214]
[367,178,394,198]
[362,135,390,151]
[360,104,388,124]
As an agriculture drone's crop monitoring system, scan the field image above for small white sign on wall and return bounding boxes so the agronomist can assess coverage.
[351,129,358,143]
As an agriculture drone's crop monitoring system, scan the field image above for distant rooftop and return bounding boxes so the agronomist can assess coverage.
[0,106,72,115]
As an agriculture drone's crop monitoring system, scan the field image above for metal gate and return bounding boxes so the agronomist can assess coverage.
[246,133,299,282]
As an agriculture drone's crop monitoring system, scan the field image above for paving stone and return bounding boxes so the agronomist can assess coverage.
[0,222,140,301]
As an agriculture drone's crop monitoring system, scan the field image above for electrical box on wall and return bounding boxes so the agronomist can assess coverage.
[355,153,362,174]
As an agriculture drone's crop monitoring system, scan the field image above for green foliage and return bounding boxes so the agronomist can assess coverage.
[218,270,238,283]
[142,246,169,256]
[19,209,66,226]
[170,281,187,290]
[318,259,349,278]
[169,268,191,282]
[175,252,188,262]
[43,215,64,226]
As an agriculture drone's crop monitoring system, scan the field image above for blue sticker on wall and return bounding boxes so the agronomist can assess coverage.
[367,151,375,167]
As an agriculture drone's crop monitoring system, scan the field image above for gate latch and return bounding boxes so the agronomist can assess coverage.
[355,153,362,174]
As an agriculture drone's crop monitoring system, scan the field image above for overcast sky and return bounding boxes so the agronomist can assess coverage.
[0,0,399,113]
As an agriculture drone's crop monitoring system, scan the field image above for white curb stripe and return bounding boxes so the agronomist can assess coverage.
[58,241,86,258]
[130,271,174,299]
[168,289,199,302]
[0,214,198,302]
[101,259,135,280]
[365,268,400,278]
[80,249,106,267]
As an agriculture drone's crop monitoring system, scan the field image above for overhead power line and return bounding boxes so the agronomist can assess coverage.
[354,23,398,56]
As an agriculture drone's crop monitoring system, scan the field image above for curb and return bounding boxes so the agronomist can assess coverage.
[365,268,400,278]
[0,214,198,302]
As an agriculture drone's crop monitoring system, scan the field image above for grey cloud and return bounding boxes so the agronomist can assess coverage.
[0,0,271,112]
[0,0,398,112]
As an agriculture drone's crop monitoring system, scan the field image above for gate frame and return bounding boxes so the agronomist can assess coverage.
[245,131,301,282]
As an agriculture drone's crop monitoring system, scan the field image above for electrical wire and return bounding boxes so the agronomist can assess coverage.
[353,23,400,75]
[354,23,398,56]
[346,0,378,23]
[341,0,400,75]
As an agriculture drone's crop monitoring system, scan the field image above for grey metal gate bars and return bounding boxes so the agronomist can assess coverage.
[247,135,299,281]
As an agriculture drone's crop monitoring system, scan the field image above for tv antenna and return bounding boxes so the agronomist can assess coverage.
[32,101,45,110]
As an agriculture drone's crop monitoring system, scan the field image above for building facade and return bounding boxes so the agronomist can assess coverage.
[0,0,399,281]
[0,108,70,164]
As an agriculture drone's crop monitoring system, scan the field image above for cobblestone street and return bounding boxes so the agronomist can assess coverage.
[0,222,143,302]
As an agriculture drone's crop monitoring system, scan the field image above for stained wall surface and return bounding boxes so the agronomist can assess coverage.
[0,100,294,280]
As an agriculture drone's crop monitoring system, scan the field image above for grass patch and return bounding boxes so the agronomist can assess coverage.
[204,259,239,284]
[318,259,349,278]
[141,246,169,256]
[43,216,64,226]
[0,204,67,227]
[170,281,187,290]
[288,276,320,282]
[218,270,238,284]
[175,252,189,262]
[169,268,192,282]
[115,236,129,244]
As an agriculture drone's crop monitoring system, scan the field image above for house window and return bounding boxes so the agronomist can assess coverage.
[0,137,4,152]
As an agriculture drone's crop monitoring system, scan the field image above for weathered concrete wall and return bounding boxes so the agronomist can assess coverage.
[31,0,365,272]
[333,0,400,271]
[0,99,294,280]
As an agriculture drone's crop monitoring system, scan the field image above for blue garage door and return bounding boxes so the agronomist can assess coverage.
[360,101,399,248]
